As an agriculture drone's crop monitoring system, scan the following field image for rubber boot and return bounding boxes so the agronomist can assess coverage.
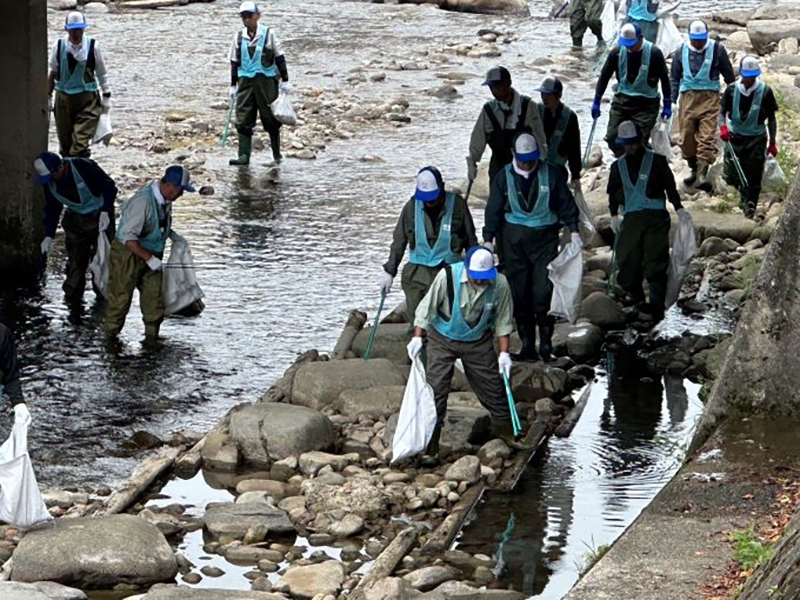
[683,157,698,186]
[510,320,539,362]
[269,129,282,164]
[740,191,756,219]
[571,37,584,51]
[420,425,442,467]
[144,324,160,341]
[695,161,712,192]
[229,134,252,166]
[536,313,556,363]
[491,420,536,451]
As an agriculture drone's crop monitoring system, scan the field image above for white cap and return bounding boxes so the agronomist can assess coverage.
[513,133,540,162]
[615,120,641,144]
[740,55,761,78]
[239,1,259,13]
[415,169,441,202]
[688,20,709,40]
[65,11,87,30]
[466,248,497,281]
[619,23,639,47]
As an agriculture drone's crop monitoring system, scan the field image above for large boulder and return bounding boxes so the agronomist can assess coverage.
[291,359,406,411]
[351,324,410,364]
[0,582,87,600]
[564,322,605,363]
[580,292,625,330]
[228,403,335,467]
[441,0,528,15]
[141,590,287,599]
[338,385,405,417]
[748,20,800,54]
[692,211,757,244]
[304,478,388,519]
[203,502,295,540]
[11,515,177,588]
[280,561,346,600]
[419,580,525,599]
[511,364,567,401]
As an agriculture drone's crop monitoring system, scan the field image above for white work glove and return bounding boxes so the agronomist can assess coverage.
[677,208,692,224]
[380,271,393,295]
[483,240,495,254]
[407,337,423,361]
[229,86,237,103]
[280,81,293,94]
[40,237,53,254]
[100,94,112,111]
[146,256,163,272]
[98,212,110,232]
[610,215,623,235]
[466,158,478,183]
[13,403,31,427]
[498,352,512,377]
[570,232,583,249]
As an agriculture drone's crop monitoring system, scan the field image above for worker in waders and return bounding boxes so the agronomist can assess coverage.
[569,0,604,51]
[670,21,735,192]
[467,67,547,185]
[593,23,671,157]
[0,324,30,424]
[607,121,688,323]
[624,0,659,43]
[34,152,118,304]
[105,166,196,342]
[48,12,110,158]
[228,1,290,166]
[483,134,580,363]
[720,56,779,219]
[408,247,531,460]
[537,76,582,188]
[381,167,478,331]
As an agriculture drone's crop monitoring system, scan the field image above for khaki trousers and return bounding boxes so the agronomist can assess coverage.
[105,240,165,336]
[678,90,720,165]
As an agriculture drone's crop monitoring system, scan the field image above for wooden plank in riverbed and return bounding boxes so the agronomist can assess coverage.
[421,483,485,555]
[492,417,552,492]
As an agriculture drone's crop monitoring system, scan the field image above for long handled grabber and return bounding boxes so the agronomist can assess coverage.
[725,140,749,189]
[582,117,598,169]
[464,180,474,203]
[221,99,235,148]
[502,372,522,437]
[363,289,386,361]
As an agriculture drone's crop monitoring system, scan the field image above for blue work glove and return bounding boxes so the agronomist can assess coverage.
[661,97,672,120]
[591,95,602,120]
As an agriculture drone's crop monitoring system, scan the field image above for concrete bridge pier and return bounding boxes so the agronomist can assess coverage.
[0,0,48,279]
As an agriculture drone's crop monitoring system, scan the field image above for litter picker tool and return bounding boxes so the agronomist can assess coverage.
[502,372,522,437]
[363,289,386,361]
[553,1,570,19]
[726,141,749,189]
[464,180,474,203]
[221,99,235,148]
[583,118,598,168]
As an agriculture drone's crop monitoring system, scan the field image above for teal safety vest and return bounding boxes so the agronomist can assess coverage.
[679,41,719,93]
[237,25,279,79]
[537,103,572,167]
[504,164,559,228]
[729,82,766,137]
[431,262,496,342]
[408,193,461,268]
[627,0,657,22]
[47,159,104,215]
[618,41,659,99]
[618,150,666,213]
[54,38,99,95]
[117,185,172,255]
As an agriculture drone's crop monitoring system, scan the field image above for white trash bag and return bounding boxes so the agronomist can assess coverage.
[271,89,297,127]
[163,233,205,317]
[0,411,52,527]
[763,156,788,192]
[655,14,683,58]
[601,0,617,43]
[391,356,437,463]
[651,118,673,160]
[88,231,111,299]
[548,240,584,324]
[92,112,113,146]
[572,184,597,242]
[666,214,697,308]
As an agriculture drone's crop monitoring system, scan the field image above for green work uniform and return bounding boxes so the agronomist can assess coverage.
[384,193,477,326]
[570,0,604,47]
[607,147,683,318]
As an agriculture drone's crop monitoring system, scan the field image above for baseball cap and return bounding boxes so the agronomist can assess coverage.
[239,1,259,14]
[465,247,497,281]
[513,133,540,162]
[740,55,761,78]
[33,152,63,185]
[482,66,511,87]
[537,76,563,96]
[619,23,641,48]
[65,11,87,30]
[415,167,443,202]
[615,120,641,145]
[163,165,196,193]
[688,20,709,40]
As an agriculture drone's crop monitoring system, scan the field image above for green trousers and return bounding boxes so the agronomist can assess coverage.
[105,240,165,337]
[55,90,102,157]
[606,95,660,157]
[235,75,281,137]
[61,210,114,302]
[724,134,767,215]
[615,210,670,314]
[401,262,445,327]
[570,0,603,43]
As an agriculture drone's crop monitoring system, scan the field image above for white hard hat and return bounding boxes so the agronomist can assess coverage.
[466,247,497,281]
[740,55,761,78]
[513,133,540,162]
[688,20,709,40]
[239,1,259,13]
[65,11,87,30]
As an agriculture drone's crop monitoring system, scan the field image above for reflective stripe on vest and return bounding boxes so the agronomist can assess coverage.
[679,41,719,94]
[730,82,766,137]
[408,192,461,268]
[504,164,559,228]
[618,41,659,99]
[537,103,572,167]
[627,0,657,22]
[618,149,666,213]
[54,38,99,94]
[117,186,172,254]
[47,159,104,215]
[431,262,496,342]
[238,25,279,79]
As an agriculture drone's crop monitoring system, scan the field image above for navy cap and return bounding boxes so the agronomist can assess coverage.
[163,165,196,193]
[483,66,511,87]
[33,152,63,185]
[538,76,563,96]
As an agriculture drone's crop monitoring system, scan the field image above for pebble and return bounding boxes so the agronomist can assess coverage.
[200,566,225,577]
[182,572,202,584]
[199,185,215,196]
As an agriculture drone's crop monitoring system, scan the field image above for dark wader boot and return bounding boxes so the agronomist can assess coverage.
[684,156,698,186]
[231,75,280,166]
